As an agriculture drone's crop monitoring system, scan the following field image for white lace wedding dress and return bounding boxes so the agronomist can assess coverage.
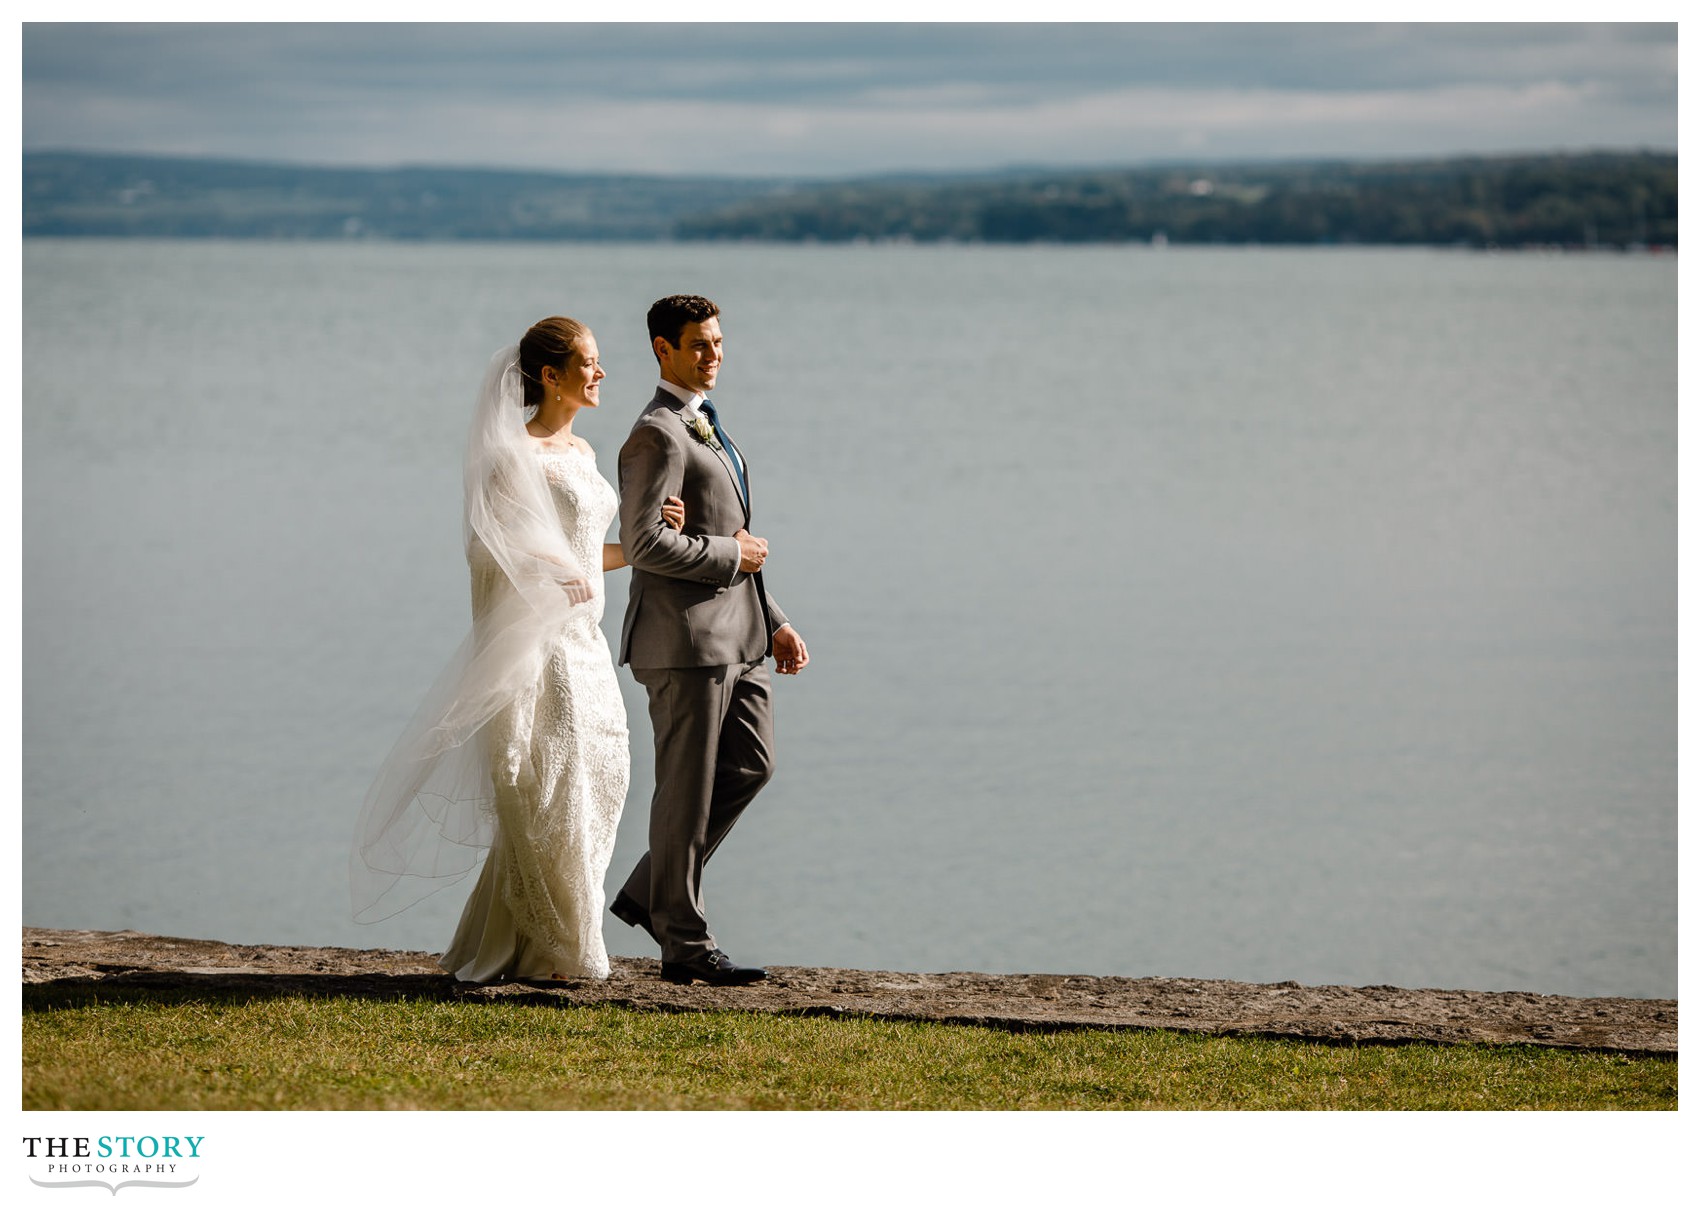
[439,445,630,982]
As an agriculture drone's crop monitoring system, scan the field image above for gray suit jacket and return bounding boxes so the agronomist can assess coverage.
[618,388,788,668]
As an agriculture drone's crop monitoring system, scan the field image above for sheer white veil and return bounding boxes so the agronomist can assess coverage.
[351,344,594,922]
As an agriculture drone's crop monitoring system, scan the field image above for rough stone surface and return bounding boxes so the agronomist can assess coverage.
[23,927,1676,1055]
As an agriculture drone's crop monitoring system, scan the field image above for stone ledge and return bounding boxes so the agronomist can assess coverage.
[23,927,1677,1055]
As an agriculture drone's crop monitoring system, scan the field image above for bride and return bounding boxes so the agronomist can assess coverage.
[352,316,682,982]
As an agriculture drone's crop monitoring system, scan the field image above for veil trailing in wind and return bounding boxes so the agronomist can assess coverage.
[351,344,595,923]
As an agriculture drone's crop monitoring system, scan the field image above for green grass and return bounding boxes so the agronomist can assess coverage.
[23,988,1676,1110]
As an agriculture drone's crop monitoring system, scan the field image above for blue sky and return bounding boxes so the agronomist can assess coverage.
[21,22,1678,177]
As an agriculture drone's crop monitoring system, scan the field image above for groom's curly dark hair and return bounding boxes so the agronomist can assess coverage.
[647,294,720,356]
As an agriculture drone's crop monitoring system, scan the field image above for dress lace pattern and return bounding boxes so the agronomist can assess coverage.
[440,446,629,981]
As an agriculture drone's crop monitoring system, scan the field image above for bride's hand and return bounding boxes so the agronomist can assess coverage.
[562,578,594,605]
[661,495,686,532]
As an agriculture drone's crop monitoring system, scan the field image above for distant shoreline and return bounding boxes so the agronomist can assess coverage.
[18,235,1681,253]
[24,149,1676,249]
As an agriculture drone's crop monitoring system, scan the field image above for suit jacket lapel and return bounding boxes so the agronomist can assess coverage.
[696,415,749,519]
[648,389,751,523]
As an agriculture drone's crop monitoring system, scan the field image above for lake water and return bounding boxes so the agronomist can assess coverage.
[21,239,1676,998]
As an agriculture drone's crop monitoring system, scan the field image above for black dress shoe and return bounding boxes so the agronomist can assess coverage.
[659,950,768,986]
[609,892,657,942]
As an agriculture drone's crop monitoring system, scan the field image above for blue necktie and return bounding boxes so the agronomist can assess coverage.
[699,399,749,506]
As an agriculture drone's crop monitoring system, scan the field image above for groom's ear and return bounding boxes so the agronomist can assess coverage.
[652,335,672,364]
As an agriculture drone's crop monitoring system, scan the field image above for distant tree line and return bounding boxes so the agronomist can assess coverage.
[23,150,1675,248]
[22,152,787,240]
[675,153,1677,249]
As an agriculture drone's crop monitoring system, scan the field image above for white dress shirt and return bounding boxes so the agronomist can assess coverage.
[656,378,704,416]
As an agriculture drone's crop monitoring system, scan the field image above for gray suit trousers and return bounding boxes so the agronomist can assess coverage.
[618,659,774,963]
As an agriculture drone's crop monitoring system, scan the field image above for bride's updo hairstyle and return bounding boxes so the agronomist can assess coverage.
[519,316,591,406]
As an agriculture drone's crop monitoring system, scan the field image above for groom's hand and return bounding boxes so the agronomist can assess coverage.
[735,528,768,573]
[773,625,809,675]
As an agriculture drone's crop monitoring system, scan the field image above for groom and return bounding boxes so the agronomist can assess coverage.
[609,293,810,985]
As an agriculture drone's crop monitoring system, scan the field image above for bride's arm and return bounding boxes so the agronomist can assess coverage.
[605,495,686,571]
[474,459,596,602]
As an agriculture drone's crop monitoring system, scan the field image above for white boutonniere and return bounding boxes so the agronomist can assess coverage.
[685,414,721,450]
